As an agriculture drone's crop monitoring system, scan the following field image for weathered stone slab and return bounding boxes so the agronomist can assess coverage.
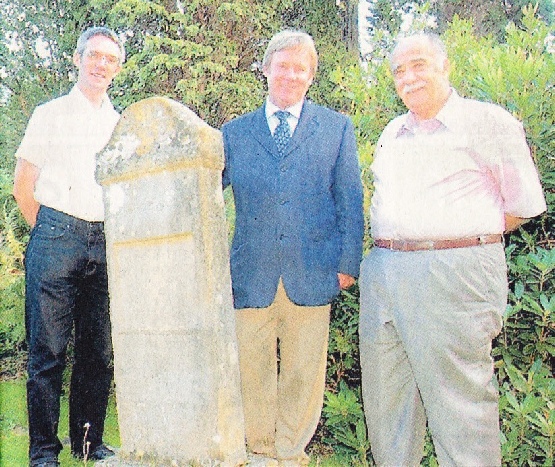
[96,97,246,466]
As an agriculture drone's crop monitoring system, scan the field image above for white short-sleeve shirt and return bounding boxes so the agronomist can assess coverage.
[15,85,120,221]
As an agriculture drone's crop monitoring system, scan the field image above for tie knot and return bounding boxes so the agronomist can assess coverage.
[274,110,290,124]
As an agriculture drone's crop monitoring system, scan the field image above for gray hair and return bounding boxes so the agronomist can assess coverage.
[390,32,447,72]
[262,30,318,74]
[75,26,125,64]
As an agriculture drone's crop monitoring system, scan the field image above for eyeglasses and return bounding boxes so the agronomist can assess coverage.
[84,50,120,66]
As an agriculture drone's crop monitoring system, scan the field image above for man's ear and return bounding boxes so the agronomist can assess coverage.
[73,52,81,68]
[442,58,451,75]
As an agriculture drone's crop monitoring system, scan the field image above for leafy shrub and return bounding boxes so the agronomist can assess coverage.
[323,380,370,465]
[0,168,27,378]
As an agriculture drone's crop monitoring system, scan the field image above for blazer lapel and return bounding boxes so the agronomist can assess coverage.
[283,101,319,158]
[247,104,281,158]
[246,101,320,159]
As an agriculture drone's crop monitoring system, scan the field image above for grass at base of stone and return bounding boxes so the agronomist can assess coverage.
[0,379,120,467]
[1,379,362,467]
[309,455,369,466]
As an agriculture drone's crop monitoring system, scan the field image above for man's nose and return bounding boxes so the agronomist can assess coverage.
[403,67,417,82]
[284,67,299,80]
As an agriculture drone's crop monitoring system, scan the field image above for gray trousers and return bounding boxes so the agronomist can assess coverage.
[359,244,507,467]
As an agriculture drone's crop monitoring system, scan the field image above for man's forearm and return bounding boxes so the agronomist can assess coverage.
[13,158,41,227]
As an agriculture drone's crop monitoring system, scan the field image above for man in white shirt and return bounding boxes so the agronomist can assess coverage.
[13,26,124,467]
[359,33,546,466]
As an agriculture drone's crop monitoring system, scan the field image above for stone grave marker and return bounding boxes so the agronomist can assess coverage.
[96,96,246,466]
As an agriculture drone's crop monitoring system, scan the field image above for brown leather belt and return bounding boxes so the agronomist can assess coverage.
[374,234,503,252]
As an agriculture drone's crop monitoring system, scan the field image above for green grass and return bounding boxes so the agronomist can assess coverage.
[0,380,120,467]
[0,380,28,466]
[0,379,360,466]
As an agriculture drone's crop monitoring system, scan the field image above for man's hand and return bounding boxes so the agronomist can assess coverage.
[505,214,529,232]
[338,273,356,290]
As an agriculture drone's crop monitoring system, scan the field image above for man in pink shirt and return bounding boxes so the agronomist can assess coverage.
[359,33,546,466]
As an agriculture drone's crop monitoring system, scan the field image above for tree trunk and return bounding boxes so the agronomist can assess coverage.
[343,0,359,54]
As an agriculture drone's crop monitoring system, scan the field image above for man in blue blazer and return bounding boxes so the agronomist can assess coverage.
[222,30,364,466]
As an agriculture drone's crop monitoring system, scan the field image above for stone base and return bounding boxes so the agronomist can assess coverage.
[96,452,246,467]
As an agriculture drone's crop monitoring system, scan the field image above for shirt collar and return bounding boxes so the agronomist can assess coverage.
[265,97,304,121]
[397,88,460,137]
[70,85,113,112]
[434,88,462,129]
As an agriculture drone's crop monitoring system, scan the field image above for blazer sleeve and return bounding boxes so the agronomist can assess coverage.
[332,117,364,278]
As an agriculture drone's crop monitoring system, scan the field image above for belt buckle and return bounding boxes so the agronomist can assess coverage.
[425,241,435,250]
[478,235,486,245]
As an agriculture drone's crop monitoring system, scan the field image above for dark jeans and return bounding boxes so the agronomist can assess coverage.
[25,206,113,464]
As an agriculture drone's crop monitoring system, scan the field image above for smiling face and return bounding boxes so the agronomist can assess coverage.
[73,34,122,101]
[263,45,315,110]
[391,35,451,120]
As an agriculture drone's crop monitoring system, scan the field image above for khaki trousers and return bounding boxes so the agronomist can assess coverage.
[235,279,330,461]
[359,245,507,467]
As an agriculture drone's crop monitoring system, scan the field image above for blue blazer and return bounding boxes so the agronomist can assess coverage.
[222,100,364,309]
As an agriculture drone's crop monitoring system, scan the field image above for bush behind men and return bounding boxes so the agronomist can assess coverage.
[12,25,546,467]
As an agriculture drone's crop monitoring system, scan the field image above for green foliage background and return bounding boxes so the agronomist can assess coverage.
[1,1,553,465]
